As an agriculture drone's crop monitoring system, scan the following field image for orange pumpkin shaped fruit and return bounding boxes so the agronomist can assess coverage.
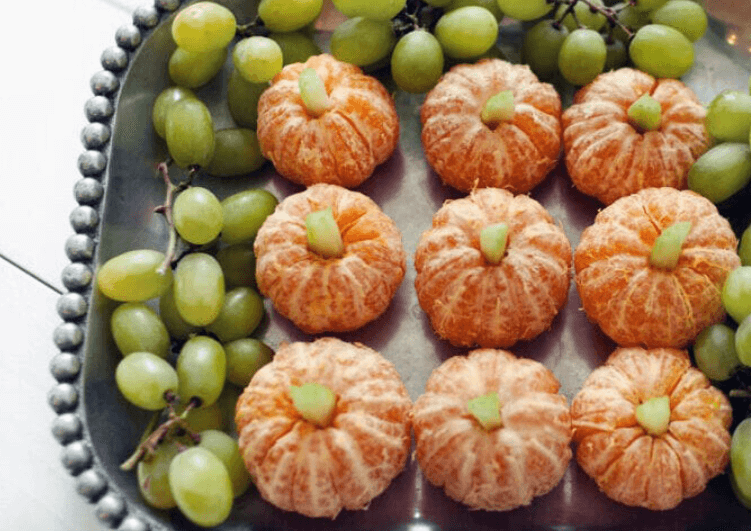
[256,54,399,188]
[235,337,412,518]
[411,348,572,511]
[420,58,562,193]
[571,347,732,510]
[562,67,709,205]
[415,187,571,348]
[575,187,740,348]
[254,183,406,334]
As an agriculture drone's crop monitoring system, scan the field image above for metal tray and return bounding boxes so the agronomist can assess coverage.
[50,1,751,529]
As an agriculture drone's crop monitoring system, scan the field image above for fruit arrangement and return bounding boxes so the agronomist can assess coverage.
[70,0,751,528]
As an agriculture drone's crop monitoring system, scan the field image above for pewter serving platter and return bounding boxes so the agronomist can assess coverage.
[50,1,751,529]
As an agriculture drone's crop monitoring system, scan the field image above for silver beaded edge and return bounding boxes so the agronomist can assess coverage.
[50,2,181,531]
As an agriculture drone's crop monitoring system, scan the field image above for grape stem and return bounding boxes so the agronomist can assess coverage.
[154,161,197,275]
[553,0,634,41]
[236,16,269,38]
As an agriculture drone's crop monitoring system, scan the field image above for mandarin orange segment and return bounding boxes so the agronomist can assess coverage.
[420,58,562,193]
[571,347,731,510]
[562,68,709,205]
[236,338,412,518]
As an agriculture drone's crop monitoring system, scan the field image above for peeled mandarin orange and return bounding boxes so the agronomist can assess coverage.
[414,187,571,348]
[235,337,412,518]
[420,58,562,193]
[256,54,399,188]
[571,347,732,510]
[562,67,709,205]
[575,187,740,348]
[254,183,406,334]
[411,348,572,511]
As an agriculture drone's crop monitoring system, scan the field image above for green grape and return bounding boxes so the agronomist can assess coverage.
[705,90,751,143]
[558,28,606,86]
[723,266,751,324]
[633,0,669,12]
[736,316,751,367]
[216,243,256,288]
[331,0,407,22]
[216,384,242,434]
[613,5,651,42]
[206,287,265,342]
[496,0,552,21]
[269,32,322,65]
[390,30,444,94]
[688,143,751,204]
[173,187,224,245]
[111,302,170,358]
[198,430,252,497]
[115,352,178,411]
[740,222,751,267]
[692,323,740,380]
[171,1,237,53]
[221,189,279,245]
[225,338,274,387]
[731,418,751,507]
[522,19,569,81]
[152,87,197,139]
[177,335,227,407]
[206,129,266,178]
[233,36,284,84]
[226,70,266,129]
[330,17,396,68]
[183,401,224,432]
[628,24,694,79]
[169,447,233,527]
[604,37,628,71]
[159,284,200,340]
[650,0,707,42]
[258,0,324,33]
[165,98,215,169]
[445,0,503,23]
[556,0,606,32]
[434,7,499,60]
[97,249,172,302]
[168,46,228,89]
[173,252,225,326]
[137,438,182,509]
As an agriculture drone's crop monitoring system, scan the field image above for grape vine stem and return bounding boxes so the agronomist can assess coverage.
[154,161,198,275]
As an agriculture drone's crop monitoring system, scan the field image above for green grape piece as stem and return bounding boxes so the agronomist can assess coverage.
[481,91,515,128]
[635,395,671,436]
[289,382,337,427]
[649,221,691,270]
[306,207,344,258]
[467,391,502,431]
[299,67,330,118]
[628,93,662,132]
[480,223,509,265]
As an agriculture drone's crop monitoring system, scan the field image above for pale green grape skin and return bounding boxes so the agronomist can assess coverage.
[496,0,552,21]
[111,302,170,358]
[206,287,265,343]
[173,252,225,326]
[556,0,606,32]
[604,37,628,72]
[226,70,267,129]
[177,335,227,407]
[173,187,224,245]
[731,418,751,505]
[330,17,396,68]
[198,430,252,497]
[224,338,274,387]
[613,5,652,42]
[137,439,182,509]
[152,87,197,139]
[736,316,751,367]
[434,7,499,60]
[258,0,324,33]
[206,129,266,178]
[171,1,237,53]
[687,143,751,204]
[522,20,569,81]
[558,29,607,86]
[165,98,215,169]
[159,284,200,340]
[233,36,284,84]
[331,0,406,22]
[216,384,242,434]
[634,0,669,11]
[650,0,708,42]
[216,243,256,288]
[723,266,751,324]
[740,222,751,267]
[390,30,444,94]
[221,189,279,245]
[692,323,740,380]
[115,352,178,411]
[629,24,694,79]
[269,32,322,65]
[169,447,233,527]
[97,250,173,302]
[705,90,751,143]
[445,0,503,23]
[168,46,227,89]
[183,401,224,432]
